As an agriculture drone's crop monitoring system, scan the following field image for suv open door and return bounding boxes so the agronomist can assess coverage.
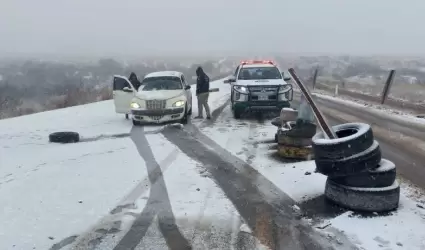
[112,75,136,119]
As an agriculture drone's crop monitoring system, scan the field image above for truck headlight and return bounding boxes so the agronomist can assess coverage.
[130,102,140,109]
[278,84,292,94]
[173,100,185,107]
[233,85,248,94]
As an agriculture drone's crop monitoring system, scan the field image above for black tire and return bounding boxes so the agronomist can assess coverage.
[180,105,189,124]
[315,140,382,177]
[125,114,129,119]
[283,122,317,138]
[330,158,396,188]
[312,123,374,160]
[132,119,141,126]
[278,134,312,147]
[325,178,400,212]
[271,117,281,127]
[49,132,80,143]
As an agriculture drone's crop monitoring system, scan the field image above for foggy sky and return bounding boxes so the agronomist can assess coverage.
[1,0,424,57]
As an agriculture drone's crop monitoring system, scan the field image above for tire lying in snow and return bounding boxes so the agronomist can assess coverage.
[278,134,312,147]
[49,132,80,143]
[284,121,317,138]
[271,117,281,127]
[315,140,381,177]
[330,159,396,188]
[324,178,400,212]
[312,123,374,160]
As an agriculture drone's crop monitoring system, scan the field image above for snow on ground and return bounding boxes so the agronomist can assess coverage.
[0,78,231,250]
[0,103,143,250]
[200,108,425,250]
[87,133,266,250]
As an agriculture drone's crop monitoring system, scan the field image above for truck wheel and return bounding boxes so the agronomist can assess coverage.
[315,140,381,177]
[325,178,400,212]
[49,132,80,143]
[233,109,242,119]
[330,158,396,188]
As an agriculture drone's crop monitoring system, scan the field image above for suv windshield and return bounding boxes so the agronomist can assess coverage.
[141,76,182,91]
[238,67,282,80]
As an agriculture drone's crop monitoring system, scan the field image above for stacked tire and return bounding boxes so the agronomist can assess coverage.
[312,123,400,212]
[277,120,317,160]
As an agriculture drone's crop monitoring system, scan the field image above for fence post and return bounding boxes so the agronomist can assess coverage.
[334,84,339,97]
[381,69,396,105]
[312,67,319,89]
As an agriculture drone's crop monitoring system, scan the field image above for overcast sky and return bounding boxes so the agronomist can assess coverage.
[0,0,423,57]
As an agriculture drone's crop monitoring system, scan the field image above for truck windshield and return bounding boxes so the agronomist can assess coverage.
[238,67,282,80]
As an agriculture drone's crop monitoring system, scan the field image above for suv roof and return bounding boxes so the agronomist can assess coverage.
[144,71,183,78]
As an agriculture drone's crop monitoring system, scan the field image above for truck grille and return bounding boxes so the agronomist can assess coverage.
[248,86,279,101]
[146,100,166,110]
[248,86,278,93]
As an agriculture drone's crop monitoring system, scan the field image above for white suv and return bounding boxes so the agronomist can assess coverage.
[112,71,193,125]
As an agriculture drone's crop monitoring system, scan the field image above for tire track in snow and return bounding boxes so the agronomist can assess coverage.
[161,124,355,250]
[64,129,184,250]
[113,126,191,250]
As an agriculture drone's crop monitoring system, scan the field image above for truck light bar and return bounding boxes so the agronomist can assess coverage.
[240,60,275,65]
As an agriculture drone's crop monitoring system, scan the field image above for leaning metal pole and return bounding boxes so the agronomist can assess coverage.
[288,68,337,139]
[380,69,396,105]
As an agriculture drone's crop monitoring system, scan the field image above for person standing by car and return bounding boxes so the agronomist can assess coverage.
[129,72,141,90]
[195,66,211,119]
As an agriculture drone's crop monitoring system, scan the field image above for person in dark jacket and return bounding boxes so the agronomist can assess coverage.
[195,66,211,119]
[128,72,141,90]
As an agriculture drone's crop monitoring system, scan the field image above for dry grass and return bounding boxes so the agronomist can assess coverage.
[0,85,112,120]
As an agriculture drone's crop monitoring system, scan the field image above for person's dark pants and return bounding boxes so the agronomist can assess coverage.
[197,92,211,117]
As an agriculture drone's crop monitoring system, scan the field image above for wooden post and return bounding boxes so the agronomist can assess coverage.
[312,67,319,89]
[288,68,337,139]
[381,69,396,105]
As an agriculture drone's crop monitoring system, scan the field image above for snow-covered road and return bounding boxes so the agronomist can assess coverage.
[1,79,425,250]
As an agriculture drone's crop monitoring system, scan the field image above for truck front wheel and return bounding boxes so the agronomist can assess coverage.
[233,109,242,119]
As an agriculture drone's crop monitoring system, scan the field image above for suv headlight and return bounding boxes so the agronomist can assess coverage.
[130,102,140,109]
[172,100,185,107]
[233,85,248,94]
[278,84,292,94]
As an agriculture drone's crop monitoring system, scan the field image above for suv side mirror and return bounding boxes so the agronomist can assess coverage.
[284,77,291,81]
[185,85,191,90]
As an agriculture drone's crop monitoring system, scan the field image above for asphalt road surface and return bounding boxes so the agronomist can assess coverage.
[293,94,425,190]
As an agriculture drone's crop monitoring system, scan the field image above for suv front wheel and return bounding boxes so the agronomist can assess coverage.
[233,108,242,119]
